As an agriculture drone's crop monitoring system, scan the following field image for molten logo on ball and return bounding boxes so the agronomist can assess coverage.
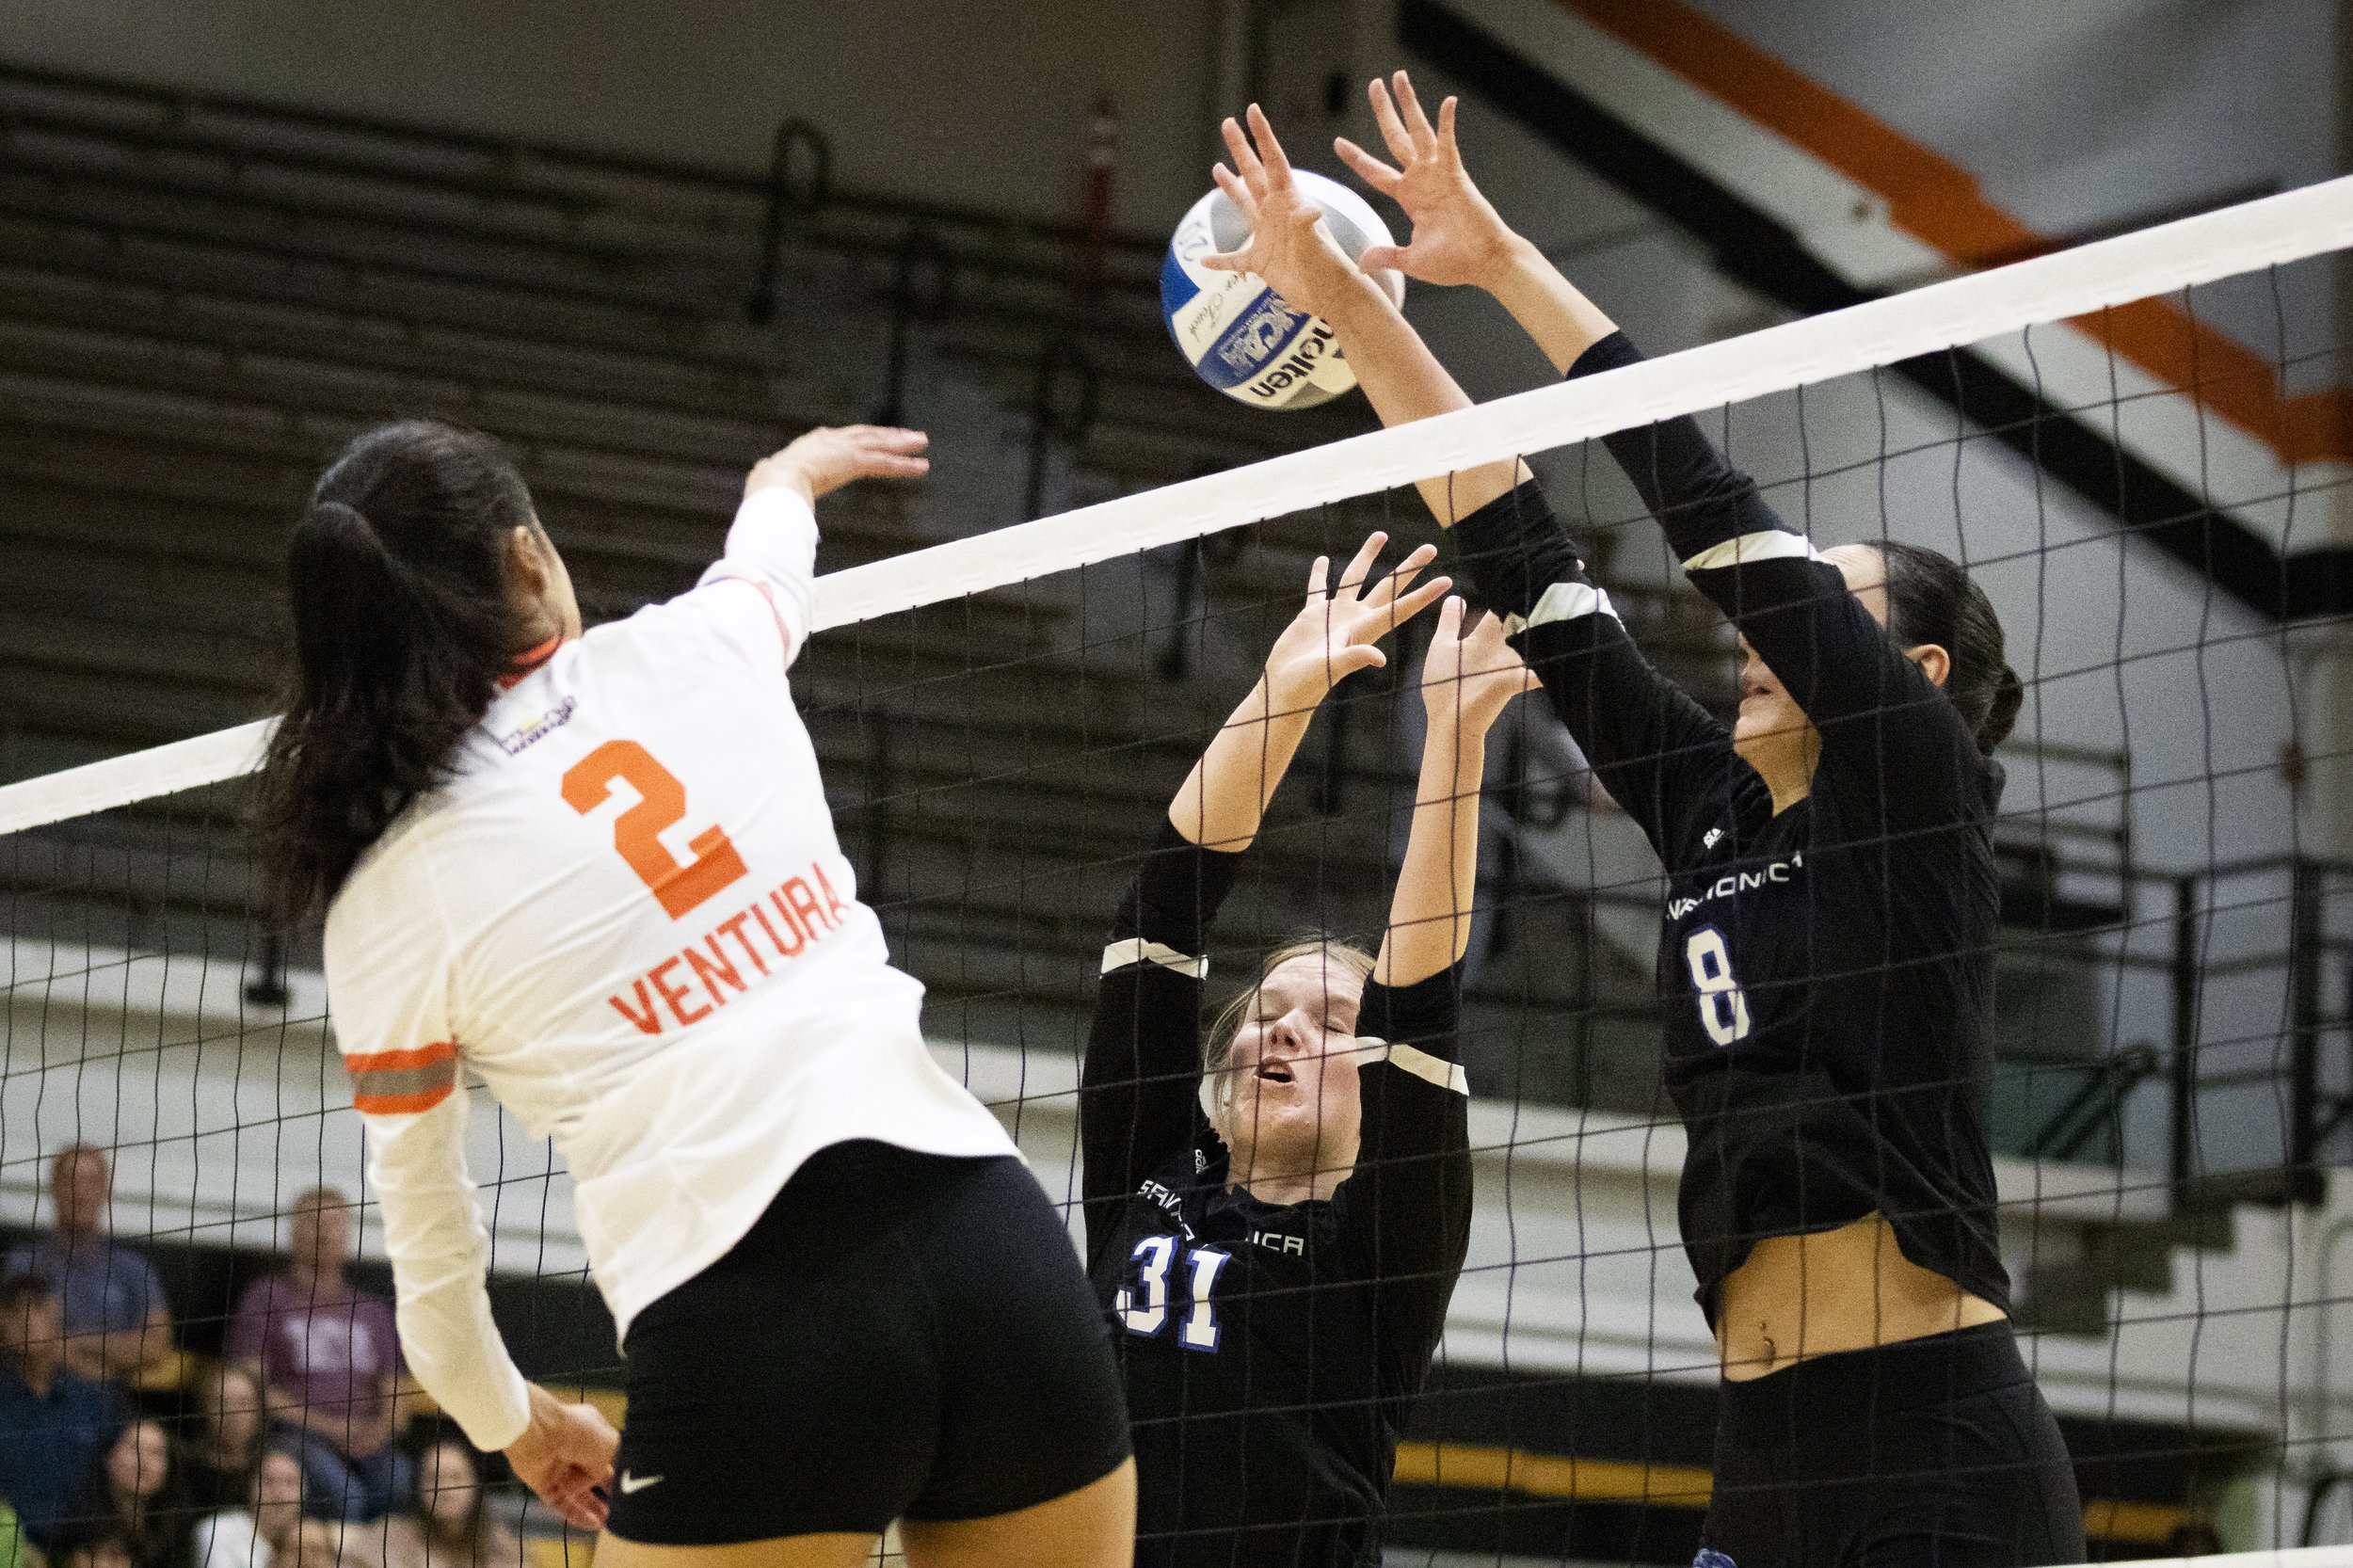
[1161,169,1404,411]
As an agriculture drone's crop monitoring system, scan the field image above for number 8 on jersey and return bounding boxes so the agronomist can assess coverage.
[1685,926,1751,1047]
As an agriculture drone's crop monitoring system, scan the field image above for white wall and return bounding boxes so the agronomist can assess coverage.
[1687,0,2347,365]
[1692,0,2343,237]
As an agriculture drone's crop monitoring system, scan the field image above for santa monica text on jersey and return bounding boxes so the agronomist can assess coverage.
[1667,851,1804,921]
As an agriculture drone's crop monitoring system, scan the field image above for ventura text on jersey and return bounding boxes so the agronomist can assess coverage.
[607,862,849,1033]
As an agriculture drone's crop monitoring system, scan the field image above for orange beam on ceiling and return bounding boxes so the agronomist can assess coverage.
[1552,0,2349,466]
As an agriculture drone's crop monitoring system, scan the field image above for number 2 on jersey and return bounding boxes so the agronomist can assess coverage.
[1115,1236,1231,1352]
[561,740,748,920]
[1684,925,1752,1046]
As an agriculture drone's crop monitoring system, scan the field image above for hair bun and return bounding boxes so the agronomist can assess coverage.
[296,500,391,564]
[305,498,374,535]
[1981,664,2025,754]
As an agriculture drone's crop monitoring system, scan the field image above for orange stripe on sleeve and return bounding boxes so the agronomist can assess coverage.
[353,1086,456,1116]
[345,1040,459,1116]
[344,1040,457,1074]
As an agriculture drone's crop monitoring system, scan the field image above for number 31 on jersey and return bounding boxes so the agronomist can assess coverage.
[1115,1236,1231,1352]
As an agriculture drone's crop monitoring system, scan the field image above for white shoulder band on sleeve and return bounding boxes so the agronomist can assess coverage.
[1504,582,1618,636]
[1100,938,1208,979]
[1353,1038,1470,1095]
[733,483,820,537]
[700,485,821,655]
[1682,531,1822,571]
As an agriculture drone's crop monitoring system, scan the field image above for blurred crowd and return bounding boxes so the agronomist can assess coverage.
[0,1148,526,1568]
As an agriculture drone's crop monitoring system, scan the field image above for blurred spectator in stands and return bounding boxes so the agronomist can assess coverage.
[0,1277,121,1552]
[192,1449,354,1568]
[224,1192,406,1525]
[60,1420,188,1568]
[54,1537,130,1568]
[5,1148,172,1387]
[377,1441,516,1568]
[178,1369,264,1517]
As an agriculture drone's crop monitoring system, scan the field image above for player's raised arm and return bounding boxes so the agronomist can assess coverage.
[1337,72,1619,375]
[1171,531,1449,851]
[697,424,930,672]
[1325,601,1528,1403]
[1377,599,1529,988]
[1347,72,2011,819]
[1204,105,1526,524]
[1080,534,1449,1252]
[1206,99,1737,859]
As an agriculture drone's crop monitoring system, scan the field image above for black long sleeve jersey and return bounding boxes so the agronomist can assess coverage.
[1080,824,1473,1568]
[1449,331,2010,1325]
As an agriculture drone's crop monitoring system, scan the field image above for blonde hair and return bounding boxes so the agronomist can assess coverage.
[1204,936,1376,1116]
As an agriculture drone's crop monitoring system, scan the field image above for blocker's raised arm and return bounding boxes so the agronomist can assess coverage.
[1080,535,1449,1257]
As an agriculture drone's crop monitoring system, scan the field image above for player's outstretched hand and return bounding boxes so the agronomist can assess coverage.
[747,424,930,505]
[1421,597,1537,736]
[504,1383,619,1533]
[1201,104,1374,325]
[1264,531,1451,704]
[1337,72,1519,290]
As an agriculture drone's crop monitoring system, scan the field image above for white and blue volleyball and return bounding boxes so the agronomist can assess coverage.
[1161,169,1404,411]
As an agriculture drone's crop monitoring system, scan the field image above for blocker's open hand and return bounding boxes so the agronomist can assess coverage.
[1337,72,1518,290]
[1201,104,1372,324]
[1264,531,1451,703]
[746,424,930,505]
[1421,597,1537,735]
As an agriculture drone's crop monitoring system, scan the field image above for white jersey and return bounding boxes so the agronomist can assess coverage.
[323,487,1018,1450]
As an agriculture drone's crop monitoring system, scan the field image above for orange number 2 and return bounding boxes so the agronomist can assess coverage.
[561,740,748,920]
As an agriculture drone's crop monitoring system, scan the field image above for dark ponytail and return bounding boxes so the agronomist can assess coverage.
[255,421,539,921]
[1876,540,2020,756]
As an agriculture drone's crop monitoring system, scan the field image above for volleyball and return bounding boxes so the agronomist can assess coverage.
[1160,168,1405,410]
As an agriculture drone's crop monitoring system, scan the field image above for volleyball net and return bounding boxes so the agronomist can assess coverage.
[1,176,2351,1563]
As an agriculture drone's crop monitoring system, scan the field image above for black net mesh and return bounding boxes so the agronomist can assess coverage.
[1,254,2349,1568]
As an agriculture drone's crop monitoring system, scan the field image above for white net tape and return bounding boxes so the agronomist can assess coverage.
[0,173,2348,839]
[2046,1554,2350,1568]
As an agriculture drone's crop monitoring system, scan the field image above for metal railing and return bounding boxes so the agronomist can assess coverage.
[2011,855,2353,1203]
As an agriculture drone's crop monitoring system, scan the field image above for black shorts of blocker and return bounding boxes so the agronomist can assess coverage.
[1697,1322,2083,1568]
[605,1140,1131,1545]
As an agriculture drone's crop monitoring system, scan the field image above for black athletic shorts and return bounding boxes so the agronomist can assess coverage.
[1696,1322,2084,1568]
[605,1139,1132,1544]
